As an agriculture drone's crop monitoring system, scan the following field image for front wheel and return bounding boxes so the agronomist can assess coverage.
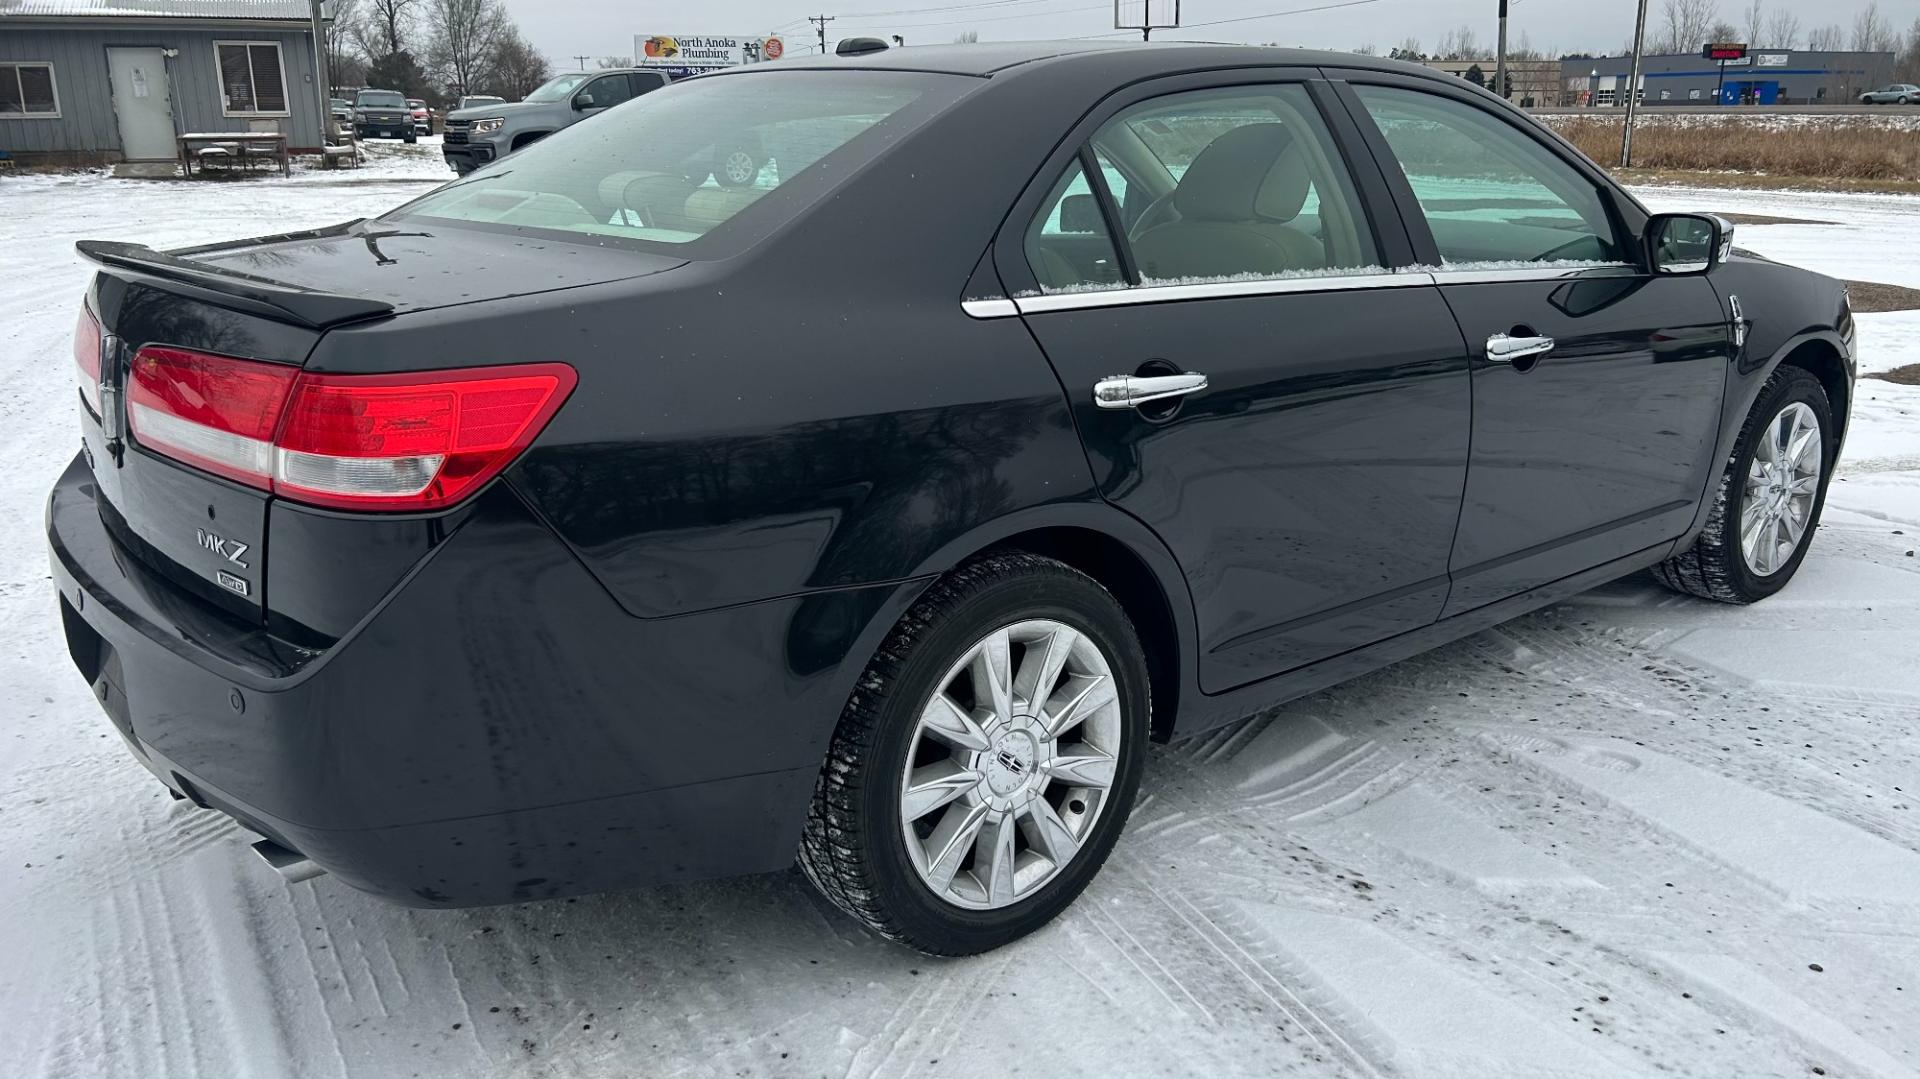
[1653,365,1834,603]
[798,552,1149,955]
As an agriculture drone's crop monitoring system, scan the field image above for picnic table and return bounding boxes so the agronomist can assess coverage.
[177,131,289,178]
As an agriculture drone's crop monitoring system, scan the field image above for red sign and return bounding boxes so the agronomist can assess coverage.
[1702,43,1748,61]
[763,36,785,61]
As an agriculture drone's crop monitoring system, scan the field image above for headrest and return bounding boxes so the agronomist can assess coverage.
[1171,122,1312,224]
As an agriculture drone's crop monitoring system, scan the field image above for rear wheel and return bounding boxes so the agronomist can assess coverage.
[798,552,1149,955]
[1653,366,1833,603]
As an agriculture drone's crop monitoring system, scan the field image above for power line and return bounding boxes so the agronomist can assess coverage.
[840,3,1108,34]
[1073,0,1383,39]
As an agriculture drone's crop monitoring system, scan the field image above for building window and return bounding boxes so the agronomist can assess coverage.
[1689,88,1703,100]
[215,41,287,115]
[0,62,60,117]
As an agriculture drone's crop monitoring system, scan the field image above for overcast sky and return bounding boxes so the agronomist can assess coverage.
[501,0,1900,70]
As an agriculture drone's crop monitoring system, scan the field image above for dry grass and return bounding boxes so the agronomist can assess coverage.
[1547,118,1920,182]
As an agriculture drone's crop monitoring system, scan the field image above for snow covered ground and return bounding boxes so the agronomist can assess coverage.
[1,151,1917,1078]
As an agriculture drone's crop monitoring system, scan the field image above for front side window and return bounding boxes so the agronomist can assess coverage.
[1353,84,1626,267]
[1023,83,1381,293]
[397,71,969,249]
[524,74,593,103]
[216,42,287,115]
[578,75,632,109]
[0,62,58,116]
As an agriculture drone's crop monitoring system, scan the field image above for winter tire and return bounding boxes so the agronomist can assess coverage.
[1653,365,1834,603]
[798,552,1150,955]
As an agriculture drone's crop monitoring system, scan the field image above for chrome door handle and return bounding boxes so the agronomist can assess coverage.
[1486,333,1555,363]
[1093,372,1209,410]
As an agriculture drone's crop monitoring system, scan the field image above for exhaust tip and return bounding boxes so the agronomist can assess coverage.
[250,838,326,884]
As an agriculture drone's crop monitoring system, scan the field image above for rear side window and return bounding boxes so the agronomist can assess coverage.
[1351,85,1626,267]
[397,72,969,248]
[1024,83,1382,293]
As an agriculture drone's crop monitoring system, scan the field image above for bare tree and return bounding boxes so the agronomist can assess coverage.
[1350,42,1378,55]
[1763,8,1801,49]
[1852,1,1896,52]
[425,0,506,96]
[1436,24,1480,60]
[1706,19,1740,45]
[1655,0,1719,54]
[1806,23,1843,51]
[952,30,978,44]
[596,56,633,68]
[1900,16,1920,81]
[365,0,418,56]
[323,0,365,88]
[1390,36,1424,61]
[486,27,550,99]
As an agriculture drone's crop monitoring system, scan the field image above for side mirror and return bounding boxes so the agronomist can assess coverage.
[573,93,595,111]
[1059,193,1102,233]
[1647,212,1733,274]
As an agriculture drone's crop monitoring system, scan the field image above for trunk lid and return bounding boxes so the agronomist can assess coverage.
[76,223,681,624]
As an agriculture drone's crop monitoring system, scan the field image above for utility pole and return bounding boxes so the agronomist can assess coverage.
[1621,0,1649,167]
[1495,0,1508,102]
[810,14,835,56]
[309,0,330,140]
[572,54,590,71]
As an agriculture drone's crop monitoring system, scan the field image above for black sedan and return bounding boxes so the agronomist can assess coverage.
[51,42,1853,955]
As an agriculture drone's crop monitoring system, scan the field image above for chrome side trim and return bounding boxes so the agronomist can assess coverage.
[1014,272,1433,315]
[1425,264,1639,285]
[960,297,1020,319]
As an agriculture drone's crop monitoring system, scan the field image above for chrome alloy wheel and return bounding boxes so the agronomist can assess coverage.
[1741,401,1823,577]
[899,619,1123,910]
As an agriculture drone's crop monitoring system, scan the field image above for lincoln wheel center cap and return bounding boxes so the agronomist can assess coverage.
[983,728,1040,800]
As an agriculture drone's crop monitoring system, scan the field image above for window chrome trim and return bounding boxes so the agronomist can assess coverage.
[1424,264,1639,285]
[960,297,1020,319]
[1013,272,1431,314]
[965,263,1647,318]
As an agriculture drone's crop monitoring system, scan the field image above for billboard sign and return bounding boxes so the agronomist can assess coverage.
[637,35,763,77]
[1701,42,1749,62]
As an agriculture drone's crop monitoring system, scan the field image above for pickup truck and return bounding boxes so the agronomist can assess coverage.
[442,69,668,174]
[354,88,415,143]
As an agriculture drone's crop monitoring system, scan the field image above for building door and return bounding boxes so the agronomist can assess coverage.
[107,48,175,161]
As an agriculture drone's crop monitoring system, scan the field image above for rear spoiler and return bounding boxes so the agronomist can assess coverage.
[76,229,395,329]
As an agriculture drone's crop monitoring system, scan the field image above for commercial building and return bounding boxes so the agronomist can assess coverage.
[1564,50,1895,106]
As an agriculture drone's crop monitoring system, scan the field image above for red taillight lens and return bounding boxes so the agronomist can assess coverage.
[74,307,103,415]
[273,365,576,511]
[124,346,575,512]
[127,346,299,487]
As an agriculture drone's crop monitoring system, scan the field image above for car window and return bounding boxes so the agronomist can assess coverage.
[1352,85,1626,267]
[579,74,633,109]
[1025,159,1125,293]
[631,73,667,96]
[397,71,968,250]
[1024,83,1380,293]
[357,91,405,108]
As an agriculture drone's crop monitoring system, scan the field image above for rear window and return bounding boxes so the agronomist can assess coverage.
[393,71,970,250]
[358,91,405,107]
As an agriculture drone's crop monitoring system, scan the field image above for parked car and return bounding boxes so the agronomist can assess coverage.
[441,69,668,174]
[55,43,1854,956]
[328,97,352,125]
[455,94,507,110]
[1858,83,1918,104]
[354,88,415,142]
[407,97,433,135]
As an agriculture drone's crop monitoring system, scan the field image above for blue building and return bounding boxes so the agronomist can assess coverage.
[1566,50,1895,106]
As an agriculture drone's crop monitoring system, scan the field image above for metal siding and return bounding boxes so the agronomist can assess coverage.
[0,21,322,153]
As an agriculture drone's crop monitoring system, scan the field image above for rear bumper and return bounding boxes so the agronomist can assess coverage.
[48,453,915,906]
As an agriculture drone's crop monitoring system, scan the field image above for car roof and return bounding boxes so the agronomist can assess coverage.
[751,40,1438,80]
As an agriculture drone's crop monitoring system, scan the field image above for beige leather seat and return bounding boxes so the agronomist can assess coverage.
[1130,123,1326,281]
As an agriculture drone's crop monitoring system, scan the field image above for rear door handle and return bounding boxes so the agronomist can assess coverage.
[1093,372,1209,409]
[1486,333,1555,363]
[1482,334,1559,362]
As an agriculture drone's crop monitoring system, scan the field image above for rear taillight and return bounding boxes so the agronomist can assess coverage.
[125,346,575,512]
[74,307,103,415]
